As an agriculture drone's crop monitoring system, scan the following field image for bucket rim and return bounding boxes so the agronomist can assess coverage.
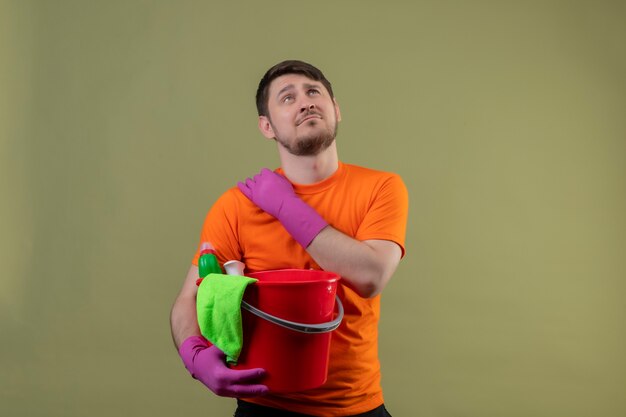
[247,268,341,285]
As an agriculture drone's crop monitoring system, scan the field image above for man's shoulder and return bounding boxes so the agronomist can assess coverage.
[211,186,251,210]
[342,162,404,183]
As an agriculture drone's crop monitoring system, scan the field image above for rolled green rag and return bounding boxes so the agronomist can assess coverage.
[196,273,257,364]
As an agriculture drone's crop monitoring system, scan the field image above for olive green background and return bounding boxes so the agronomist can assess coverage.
[1,1,625,416]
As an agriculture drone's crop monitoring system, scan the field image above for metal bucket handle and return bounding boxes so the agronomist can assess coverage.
[241,296,344,334]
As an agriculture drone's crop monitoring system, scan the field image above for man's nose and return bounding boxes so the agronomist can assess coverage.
[300,103,316,112]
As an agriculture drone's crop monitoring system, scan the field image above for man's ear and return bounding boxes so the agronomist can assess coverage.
[258,116,275,139]
[333,98,342,122]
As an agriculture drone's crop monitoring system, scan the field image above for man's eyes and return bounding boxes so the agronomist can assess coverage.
[281,89,320,103]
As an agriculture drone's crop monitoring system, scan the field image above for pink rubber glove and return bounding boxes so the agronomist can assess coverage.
[237,168,328,248]
[179,336,269,397]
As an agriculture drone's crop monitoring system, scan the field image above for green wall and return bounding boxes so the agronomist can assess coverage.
[1,1,625,416]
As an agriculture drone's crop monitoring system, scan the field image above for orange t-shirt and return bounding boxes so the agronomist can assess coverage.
[191,162,408,416]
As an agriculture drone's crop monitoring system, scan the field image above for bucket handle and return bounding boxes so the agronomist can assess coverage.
[241,296,344,334]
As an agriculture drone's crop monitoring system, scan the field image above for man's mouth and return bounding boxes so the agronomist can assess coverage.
[297,112,322,125]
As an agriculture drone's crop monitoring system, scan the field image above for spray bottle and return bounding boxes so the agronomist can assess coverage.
[198,242,221,278]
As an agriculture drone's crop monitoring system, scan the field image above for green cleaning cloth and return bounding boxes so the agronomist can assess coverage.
[196,273,257,364]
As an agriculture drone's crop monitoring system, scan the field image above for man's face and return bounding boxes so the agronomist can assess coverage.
[259,73,341,156]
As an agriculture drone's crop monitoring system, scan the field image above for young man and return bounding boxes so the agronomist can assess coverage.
[170,60,408,416]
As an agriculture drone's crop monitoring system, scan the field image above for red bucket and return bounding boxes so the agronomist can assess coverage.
[232,269,343,393]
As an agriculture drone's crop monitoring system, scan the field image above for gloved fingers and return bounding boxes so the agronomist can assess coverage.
[225,367,267,384]
[230,383,269,397]
[242,168,286,189]
[259,168,281,182]
[212,382,268,398]
[267,170,293,190]
[211,367,269,397]
[237,181,252,199]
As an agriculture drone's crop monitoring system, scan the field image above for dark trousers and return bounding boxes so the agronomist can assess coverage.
[234,399,393,417]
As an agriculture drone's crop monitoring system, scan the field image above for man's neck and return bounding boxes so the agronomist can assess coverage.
[278,142,339,185]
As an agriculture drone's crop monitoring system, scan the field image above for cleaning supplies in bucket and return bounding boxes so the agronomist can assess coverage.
[194,245,343,392]
[195,242,257,364]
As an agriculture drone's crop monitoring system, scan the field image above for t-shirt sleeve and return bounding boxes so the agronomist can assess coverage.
[355,173,409,257]
[191,188,243,267]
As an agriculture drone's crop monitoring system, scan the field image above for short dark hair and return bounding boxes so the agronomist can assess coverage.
[255,60,334,117]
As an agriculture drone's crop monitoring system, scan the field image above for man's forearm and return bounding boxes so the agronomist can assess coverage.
[170,295,202,349]
[170,265,203,349]
[306,226,402,298]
